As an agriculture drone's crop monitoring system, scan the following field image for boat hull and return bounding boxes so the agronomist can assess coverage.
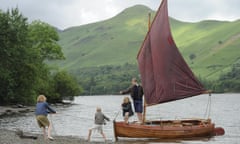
[113,119,218,140]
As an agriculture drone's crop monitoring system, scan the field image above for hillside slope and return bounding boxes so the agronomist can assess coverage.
[57,5,152,68]
[55,5,240,80]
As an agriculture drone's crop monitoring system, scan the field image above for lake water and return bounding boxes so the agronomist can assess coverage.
[0,93,240,143]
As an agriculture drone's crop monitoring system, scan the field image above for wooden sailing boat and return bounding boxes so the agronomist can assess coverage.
[113,0,224,140]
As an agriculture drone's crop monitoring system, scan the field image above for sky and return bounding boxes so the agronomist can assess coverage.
[0,0,240,30]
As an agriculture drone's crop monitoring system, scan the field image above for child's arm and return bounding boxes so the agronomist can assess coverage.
[104,114,110,121]
[122,103,131,110]
[46,103,56,114]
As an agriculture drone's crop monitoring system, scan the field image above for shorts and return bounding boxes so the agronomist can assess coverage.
[134,100,143,113]
[90,124,103,133]
[36,115,50,128]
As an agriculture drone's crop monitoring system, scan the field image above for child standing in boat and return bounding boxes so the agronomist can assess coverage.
[35,95,56,140]
[87,107,110,142]
[122,97,134,123]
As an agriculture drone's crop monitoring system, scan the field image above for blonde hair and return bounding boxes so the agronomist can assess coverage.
[37,95,46,102]
[131,78,137,82]
[123,97,130,104]
[96,107,102,112]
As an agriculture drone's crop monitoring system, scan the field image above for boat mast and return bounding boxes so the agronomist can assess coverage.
[142,12,152,123]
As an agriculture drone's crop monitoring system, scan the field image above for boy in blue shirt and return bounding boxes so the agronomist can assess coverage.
[35,95,56,140]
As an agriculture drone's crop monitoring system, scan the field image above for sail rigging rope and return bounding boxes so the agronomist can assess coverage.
[113,109,121,121]
[204,93,212,119]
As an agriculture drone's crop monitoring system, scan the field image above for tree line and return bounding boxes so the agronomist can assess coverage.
[202,64,240,93]
[72,63,240,95]
[0,8,82,105]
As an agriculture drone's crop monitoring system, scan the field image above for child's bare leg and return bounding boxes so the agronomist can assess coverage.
[42,127,47,140]
[124,112,129,123]
[137,113,143,123]
[124,117,128,123]
[47,123,52,138]
[87,129,92,142]
[101,131,106,141]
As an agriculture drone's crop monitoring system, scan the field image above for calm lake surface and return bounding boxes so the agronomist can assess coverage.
[0,93,240,143]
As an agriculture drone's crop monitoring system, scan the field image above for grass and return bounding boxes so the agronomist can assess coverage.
[52,5,240,81]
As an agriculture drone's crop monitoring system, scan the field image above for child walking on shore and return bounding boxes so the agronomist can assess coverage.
[87,107,110,142]
[35,95,56,140]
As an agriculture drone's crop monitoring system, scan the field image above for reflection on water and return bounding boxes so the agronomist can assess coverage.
[0,94,240,143]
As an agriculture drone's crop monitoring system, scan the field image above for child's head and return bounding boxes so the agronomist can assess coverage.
[96,107,102,112]
[131,77,137,85]
[123,97,130,103]
[37,95,47,102]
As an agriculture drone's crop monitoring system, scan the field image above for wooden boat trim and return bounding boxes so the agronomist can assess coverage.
[113,119,216,140]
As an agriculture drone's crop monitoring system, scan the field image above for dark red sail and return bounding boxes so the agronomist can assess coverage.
[137,0,206,106]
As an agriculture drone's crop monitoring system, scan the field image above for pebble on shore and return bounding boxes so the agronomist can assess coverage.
[0,129,124,144]
[0,129,88,144]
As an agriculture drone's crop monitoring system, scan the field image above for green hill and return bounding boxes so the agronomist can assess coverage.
[54,5,240,81]
[172,19,240,79]
[56,5,152,68]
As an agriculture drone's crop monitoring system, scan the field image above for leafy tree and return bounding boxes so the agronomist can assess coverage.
[0,8,37,105]
[212,66,240,93]
[27,21,67,103]
[0,8,75,105]
[52,71,82,102]
[28,20,65,61]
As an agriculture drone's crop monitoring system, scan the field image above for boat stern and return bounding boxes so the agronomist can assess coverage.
[213,127,225,136]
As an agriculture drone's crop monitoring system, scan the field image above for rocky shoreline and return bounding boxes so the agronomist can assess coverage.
[0,128,185,144]
[0,129,96,144]
[0,128,148,144]
[0,103,72,117]
[0,105,35,117]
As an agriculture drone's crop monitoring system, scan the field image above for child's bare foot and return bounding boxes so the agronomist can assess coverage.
[48,136,54,140]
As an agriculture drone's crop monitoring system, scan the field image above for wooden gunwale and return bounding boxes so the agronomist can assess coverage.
[113,119,215,140]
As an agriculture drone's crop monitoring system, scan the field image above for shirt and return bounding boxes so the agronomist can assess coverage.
[94,111,110,125]
[35,102,56,116]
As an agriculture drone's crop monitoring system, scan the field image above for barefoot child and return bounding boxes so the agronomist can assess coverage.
[122,97,134,123]
[87,107,110,142]
[35,95,56,140]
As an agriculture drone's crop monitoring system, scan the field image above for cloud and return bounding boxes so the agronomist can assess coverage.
[168,0,240,22]
[0,0,239,30]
